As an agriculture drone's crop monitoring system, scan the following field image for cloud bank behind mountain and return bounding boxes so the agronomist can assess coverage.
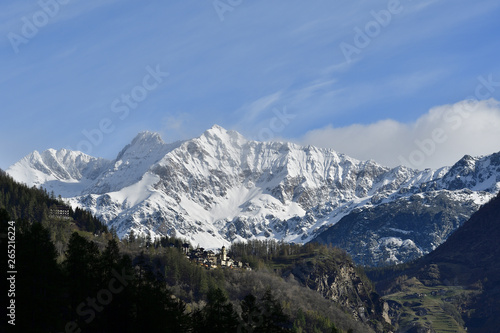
[301,99,500,169]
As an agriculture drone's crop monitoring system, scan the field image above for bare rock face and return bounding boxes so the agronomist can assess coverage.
[312,190,486,266]
[283,251,390,327]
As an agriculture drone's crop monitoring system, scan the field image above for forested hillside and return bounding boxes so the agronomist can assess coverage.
[0,169,108,234]
[0,169,387,332]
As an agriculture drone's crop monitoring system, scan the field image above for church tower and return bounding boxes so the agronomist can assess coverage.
[221,246,227,261]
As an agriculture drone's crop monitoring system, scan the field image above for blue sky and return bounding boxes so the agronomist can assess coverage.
[1,0,500,170]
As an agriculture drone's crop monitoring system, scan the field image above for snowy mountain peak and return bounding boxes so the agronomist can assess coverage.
[6,126,500,263]
[200,124,247,147]
[10,148,105,181]
[435,152,500,192]
[7,148,110,197]
[116,131,166,161]
[132,131,165,145]
[206,123,226,133]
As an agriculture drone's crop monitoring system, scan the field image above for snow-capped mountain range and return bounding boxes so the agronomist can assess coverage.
[7,125,500,265]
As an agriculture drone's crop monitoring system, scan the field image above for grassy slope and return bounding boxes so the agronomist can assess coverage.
[383,277,479,332]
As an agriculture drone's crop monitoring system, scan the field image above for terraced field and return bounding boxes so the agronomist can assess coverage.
[383,278,479,332]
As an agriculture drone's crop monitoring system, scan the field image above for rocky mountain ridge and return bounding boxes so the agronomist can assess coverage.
[7,125,500,266]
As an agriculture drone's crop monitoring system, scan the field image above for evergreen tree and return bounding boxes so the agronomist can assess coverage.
[259,289,292,333]
[16,222,63,332]
[133,248,191,332]
[96,240,135,333]
[128,229,136,244]
[198,287,240,333]
[99,238,121,280]
[240,293,263,332]
[64,232,101,327]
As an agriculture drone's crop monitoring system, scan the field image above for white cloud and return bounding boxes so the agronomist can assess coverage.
[300,99,500,169]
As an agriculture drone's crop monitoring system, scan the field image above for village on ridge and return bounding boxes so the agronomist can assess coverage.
[183,245,252,270]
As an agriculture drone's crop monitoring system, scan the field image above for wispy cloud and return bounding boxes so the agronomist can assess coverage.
[235,91,284,123]
[340,69,448,109]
